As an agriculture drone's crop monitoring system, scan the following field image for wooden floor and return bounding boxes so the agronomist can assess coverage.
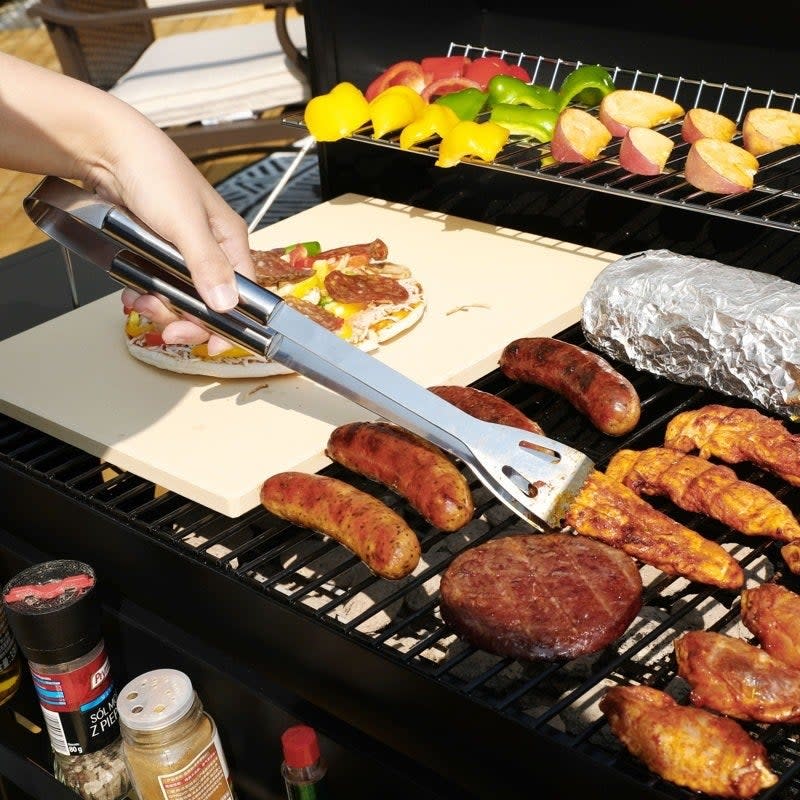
[0,5,291,259]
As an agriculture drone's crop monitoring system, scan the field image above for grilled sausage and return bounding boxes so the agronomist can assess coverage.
[428,385,544,434]
[326,421,474,532]
[260,472,421,580]
[499,337,641,436]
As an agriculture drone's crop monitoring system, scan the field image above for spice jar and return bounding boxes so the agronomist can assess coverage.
[2,559,133,800]
[118,668,235,800]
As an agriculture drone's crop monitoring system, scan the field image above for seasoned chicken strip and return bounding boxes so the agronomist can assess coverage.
[780,541,800,576]
[674,630,800,723]
[665,404,800,487]
[741,583,800,669]
[606,447,800,541]
[564,471,743,590]
[600,685,777,799]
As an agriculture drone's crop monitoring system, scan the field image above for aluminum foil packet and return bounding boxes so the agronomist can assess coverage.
[581,249,800,420]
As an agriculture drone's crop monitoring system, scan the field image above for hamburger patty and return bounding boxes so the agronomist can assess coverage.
[439,533,643,661]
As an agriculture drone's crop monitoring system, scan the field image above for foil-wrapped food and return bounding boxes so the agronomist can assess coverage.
[581,249,800,420]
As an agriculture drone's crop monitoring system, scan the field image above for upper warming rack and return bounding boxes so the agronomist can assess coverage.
[285,44,800,235]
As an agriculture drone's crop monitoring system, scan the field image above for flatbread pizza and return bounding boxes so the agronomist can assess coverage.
[123,238,426,378]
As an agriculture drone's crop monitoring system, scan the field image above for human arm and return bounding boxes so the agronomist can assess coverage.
[0,52,253,348]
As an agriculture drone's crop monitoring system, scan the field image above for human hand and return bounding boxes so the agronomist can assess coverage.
[0,53,253,352]
[88,124,254,352]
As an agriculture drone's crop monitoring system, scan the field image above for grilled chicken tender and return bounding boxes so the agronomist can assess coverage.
[564,471,744,590]
[674,630,800,723]
[606,447,800,541]
[780,541,800,575]
[600,685,777,799]
[741,583,800,669]
[665,404,800,487]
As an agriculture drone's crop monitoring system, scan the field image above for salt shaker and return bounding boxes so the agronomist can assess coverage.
[2,559,133,800]
[118,668,236,800]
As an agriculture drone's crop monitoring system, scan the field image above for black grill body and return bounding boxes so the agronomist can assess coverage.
[5,4,800,798]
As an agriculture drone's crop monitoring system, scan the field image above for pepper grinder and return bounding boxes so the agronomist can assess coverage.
[2,559,134,800]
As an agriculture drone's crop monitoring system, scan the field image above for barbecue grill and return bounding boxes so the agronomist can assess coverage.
[3,3,800,799]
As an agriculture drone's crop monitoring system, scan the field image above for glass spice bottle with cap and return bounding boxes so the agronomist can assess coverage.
[1,559,134,800]
[118,668,236,800]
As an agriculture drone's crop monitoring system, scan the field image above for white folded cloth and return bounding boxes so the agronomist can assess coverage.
[109,17,309,128]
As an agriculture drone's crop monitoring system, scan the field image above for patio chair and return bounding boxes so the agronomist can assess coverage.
[27,0,311,160]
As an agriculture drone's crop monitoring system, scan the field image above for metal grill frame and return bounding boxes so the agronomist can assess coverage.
[3,322,800,799]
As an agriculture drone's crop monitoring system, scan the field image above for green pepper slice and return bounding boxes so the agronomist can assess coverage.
[556,64,616,111]
[434,88,488,121]
[489,104,558,142]
[284,241,322,256]
[486,74,559,110]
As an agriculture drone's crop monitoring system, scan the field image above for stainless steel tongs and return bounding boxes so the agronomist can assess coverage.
[23,176,594,530]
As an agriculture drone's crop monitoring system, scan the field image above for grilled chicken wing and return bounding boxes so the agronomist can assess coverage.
[600,685,777,799]
[665,404,800,487]
[780,541,800,576]
[564,471,743,590]
[674,630,800,723]
[606,447,800,541]
[741,583,800,669]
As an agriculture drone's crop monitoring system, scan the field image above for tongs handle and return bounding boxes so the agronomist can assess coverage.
[22,175,283,329]
[104,208,279,326]
[110,250,273,355]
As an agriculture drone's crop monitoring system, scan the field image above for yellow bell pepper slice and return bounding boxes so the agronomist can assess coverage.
[399,104,459,150]
[369,85,427,139]
[304,82,370,142]
[125,310,155,337]
[435,120,510,168]
[287,273,321,298]
[190,343,254,360]
[374,84,426,117]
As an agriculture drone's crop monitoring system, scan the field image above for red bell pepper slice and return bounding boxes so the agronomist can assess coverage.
[143,331,165,347]
[365,60,427,101]
[463,56,531,91]
[420,55,471,84]
[421,76,482,102]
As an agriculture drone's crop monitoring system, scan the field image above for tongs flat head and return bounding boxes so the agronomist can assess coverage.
[463,422,594,529]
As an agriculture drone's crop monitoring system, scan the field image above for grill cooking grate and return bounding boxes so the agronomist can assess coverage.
[2,324,800,797]
[285,45,800,236]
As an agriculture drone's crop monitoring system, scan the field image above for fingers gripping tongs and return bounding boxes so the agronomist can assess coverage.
[24,176,594,530]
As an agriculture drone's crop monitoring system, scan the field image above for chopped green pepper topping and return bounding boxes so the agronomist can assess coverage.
[556,64,616,112]
[284,241,322,256]
[434,88,488,121]
[489,104,558,142]
[486,74,559,110]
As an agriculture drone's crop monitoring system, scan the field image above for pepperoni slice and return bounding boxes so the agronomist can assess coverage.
[315,238,389,263]
[283,296,344,332]
[252,249,314,286]
[324,270,409,305]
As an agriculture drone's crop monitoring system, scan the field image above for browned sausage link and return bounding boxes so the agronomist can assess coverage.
[324,270,409,304]
[499,337,641,436]
[260,472,421,579]
[326,422,474,532]
[251,248,313,286]
[428,385,544,435]
[315,238,389,263]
